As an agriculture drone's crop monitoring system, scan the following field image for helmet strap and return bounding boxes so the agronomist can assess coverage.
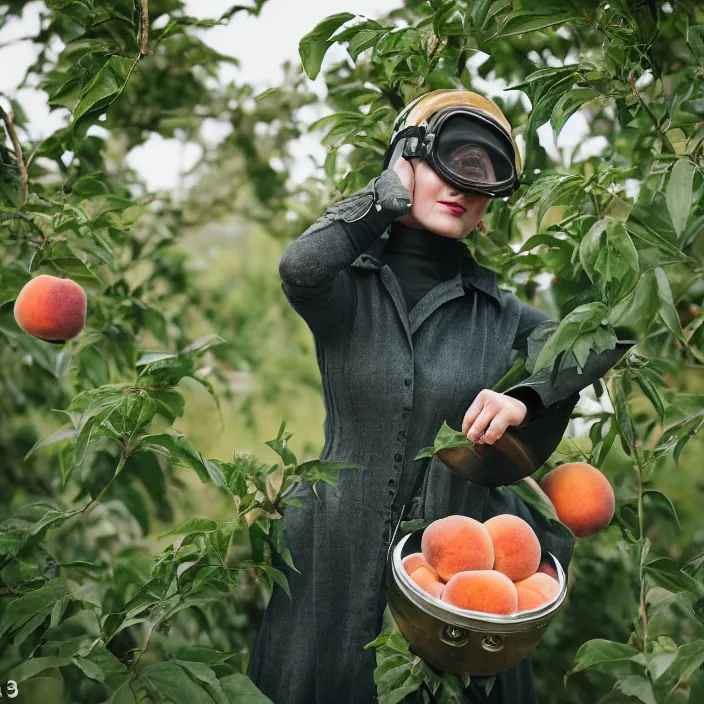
[384,126,426,168]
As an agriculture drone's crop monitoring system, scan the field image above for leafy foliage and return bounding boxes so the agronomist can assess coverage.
[1,0,703,702]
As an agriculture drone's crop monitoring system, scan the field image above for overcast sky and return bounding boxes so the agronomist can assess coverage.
[0,0,607,192]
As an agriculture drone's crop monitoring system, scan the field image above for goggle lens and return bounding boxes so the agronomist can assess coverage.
[434,114,514,188]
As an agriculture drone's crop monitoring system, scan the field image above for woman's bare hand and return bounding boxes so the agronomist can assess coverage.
[461,390,528,445]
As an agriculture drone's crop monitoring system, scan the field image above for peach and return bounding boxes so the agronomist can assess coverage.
[409,566,444,599]
[14,275,87,342]
[537,561,559,581]
[421,515,494,581]
[483,514,541,582]
[514,573,560,612]
[402,553,438,579]
[540,462,615,538]
[441,570,518,615]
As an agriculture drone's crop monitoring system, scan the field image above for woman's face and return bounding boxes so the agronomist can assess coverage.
[398,159,492,238]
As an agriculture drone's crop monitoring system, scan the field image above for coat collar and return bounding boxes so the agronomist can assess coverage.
[350,229,504,310]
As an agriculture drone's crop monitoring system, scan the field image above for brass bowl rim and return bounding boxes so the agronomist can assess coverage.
[391,531,567,632]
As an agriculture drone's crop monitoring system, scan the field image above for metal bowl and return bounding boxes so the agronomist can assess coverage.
[386,529,567,676]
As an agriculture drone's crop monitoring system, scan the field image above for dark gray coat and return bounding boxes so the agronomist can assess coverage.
[248,169,599,704]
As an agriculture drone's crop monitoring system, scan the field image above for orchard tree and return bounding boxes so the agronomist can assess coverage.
[0,2,347,702]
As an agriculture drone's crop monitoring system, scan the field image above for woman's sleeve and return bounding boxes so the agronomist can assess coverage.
[499,300,634,471]
[278,168,412,342]
[499,301,556,424]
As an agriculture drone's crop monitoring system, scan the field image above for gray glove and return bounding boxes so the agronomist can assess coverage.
[314,168,412,226]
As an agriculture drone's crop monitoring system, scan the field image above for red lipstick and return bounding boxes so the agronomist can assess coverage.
[438,201,466,216]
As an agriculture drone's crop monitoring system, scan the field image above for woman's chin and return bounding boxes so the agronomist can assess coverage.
[423,215,473,238]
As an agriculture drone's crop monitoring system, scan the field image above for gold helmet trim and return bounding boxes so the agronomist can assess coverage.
[392,89,523,178]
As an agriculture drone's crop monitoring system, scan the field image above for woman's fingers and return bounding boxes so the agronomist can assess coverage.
[467,406,496,442]
[462,392,486,435]
[481,412,511,445]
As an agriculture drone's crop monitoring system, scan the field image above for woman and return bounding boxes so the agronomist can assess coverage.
[247,89,623,704]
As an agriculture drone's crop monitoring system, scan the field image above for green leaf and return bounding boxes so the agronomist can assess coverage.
[108,684,137,704]
[180,334,226,357]
[171,660,228,704]
[551,87,600,136]
[141,662,214,704]
[295,458,360,495]
[378,671,425,704]
[614,676,657,704]
[644,557,704,597]
[25,426,75,460]
[643,490,681,531]
[259,564,291,600]
[532,303,611,374]
[634,374,665,424]
[298,13,355,79]
[158,518,218,540]
[507,65,581,94]
[0,578,72,640]
[72,56,135,125]
[654,268,686,344]
[665,158,695,240]
[70,656,105,682]
[579,219,609,281]
[6,656,71,682]
[652,641,704,700]
[399,519,433,534]
[415,420,475,460]
[219,672,273,702]
[567,639,640,679]
[625,193,687,263]
[613,375,634,448]
[507,481,562,525]
[580,220,639,303]
[493,11,579,38]
[136,433,210,483]
[0,258,31,306]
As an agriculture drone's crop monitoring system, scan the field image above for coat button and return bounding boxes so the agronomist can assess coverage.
[388,478,395,486]
[394,453,402,462]
[404,378,412,386]
[397,431,406,441]
[402,408,411,418]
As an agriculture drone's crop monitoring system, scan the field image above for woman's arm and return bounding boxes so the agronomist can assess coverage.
[497,300,634,468]
[278,169,411,342]
[503,301,635,414]
[500,301,553,421]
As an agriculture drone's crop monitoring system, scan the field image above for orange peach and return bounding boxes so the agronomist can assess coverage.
[483,514,541,582]
[14,275,87,342]
[540,462,615,538]
[514,573,560,612]
[409,566,445,599]
[421,515,494,581]
[537,561,559,581]
[441,570,518,615]
[402,553,438,579]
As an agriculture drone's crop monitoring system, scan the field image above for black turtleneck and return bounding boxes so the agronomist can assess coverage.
[377,220,542,420]
[378,221,468,314]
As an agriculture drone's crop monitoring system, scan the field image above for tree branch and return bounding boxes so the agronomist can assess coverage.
[140,0,149,56]
[0,104,29,205]
[627,70,676,155]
